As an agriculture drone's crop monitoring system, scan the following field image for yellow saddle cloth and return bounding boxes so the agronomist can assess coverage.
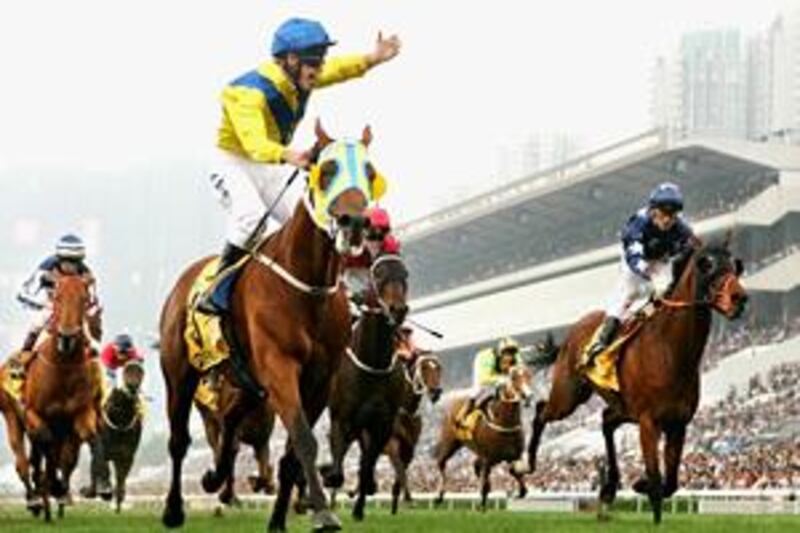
[184,258,234,373]
[193,374,220,412]
[1,368,24,402]
[579,313,649,392]
[455,408,485,442]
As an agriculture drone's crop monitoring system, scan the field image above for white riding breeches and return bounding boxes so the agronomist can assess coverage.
[605,253,672,320]
[208,150,302,248]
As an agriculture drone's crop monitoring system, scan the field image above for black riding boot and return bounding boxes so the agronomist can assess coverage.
[585,317,621,367]
[195,243,248,315]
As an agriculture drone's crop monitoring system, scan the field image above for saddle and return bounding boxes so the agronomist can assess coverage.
[578,302,658,392]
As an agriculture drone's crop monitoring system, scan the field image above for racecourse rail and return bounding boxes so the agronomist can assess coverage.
[1,489,798,515]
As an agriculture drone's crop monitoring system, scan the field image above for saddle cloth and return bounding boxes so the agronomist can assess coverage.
[184,258,232,372]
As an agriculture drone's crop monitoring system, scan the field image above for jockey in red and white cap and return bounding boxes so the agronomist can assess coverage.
[100,333,144,385]
[343,205,402,304]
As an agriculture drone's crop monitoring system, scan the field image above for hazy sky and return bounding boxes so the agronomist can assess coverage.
[0,0,789,221]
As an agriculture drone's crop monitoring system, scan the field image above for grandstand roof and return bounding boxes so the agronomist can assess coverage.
[400,130,789,298]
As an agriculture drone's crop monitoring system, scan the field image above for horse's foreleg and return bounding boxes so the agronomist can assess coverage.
[508,463,527,499]
[115,458,134,513]
[599,408,625,505]
[352,425,390,521]
[322,417,350,489]
[254,440,275,494]
[434,432,462,505]
[162,366,199,529]
[265,364,339,532]
[3,407,34,503]
[637,415,663,524]
[663,423,686,499]
[217,440,241,507]
[386,438,404,514]
[479,461,492,512]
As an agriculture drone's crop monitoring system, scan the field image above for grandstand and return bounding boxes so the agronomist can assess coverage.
[398,129,800,386]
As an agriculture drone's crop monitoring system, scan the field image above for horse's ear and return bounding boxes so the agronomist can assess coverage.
[314,119,333,148]
[361,125,373,147]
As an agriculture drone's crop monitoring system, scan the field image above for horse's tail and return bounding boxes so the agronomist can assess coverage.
[528,332,560,368]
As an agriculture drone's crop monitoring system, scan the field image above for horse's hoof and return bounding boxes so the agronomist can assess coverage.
[632,478,649,495]
[311,510,342,531]
[201,469,222,493]
[27,495,44,512]
[268,522,286,533]
[516,487,527,500]
[79,485,97,499]
[322,471,344,489]
[597,502,613,522]
[162,506,185,529]
[599,482,619,503]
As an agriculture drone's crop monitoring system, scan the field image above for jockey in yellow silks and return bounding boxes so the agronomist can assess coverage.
[197,18,401,315]
[456,337,522,427]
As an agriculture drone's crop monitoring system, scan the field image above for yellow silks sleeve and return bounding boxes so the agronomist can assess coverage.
[316,54,370,88]
[473,349,502,387]
[221,86,287,163]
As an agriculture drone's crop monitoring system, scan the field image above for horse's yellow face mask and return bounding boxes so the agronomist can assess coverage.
[307,139,387,228]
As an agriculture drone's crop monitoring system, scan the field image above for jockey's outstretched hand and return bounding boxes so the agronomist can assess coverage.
[367,32,401,67]
[284,149,312,169]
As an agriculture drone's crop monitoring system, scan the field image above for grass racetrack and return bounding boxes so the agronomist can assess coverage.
[2,505,800,533]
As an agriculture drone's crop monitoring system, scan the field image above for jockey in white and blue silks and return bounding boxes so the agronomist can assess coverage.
[585,182,696,366]
[14,234,101,357]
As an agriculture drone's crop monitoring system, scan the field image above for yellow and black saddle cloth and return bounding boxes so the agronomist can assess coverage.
[184,258,239,373]
[1,363,24,403]
[194,372,221,412]
[455,407,485,443]
[578,306,656,392]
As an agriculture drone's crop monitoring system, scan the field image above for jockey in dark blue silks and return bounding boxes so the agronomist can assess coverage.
[585,182,696,366]
[14,234,101,358]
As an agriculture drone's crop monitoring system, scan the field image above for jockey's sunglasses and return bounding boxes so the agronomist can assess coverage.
[299,54,325,68]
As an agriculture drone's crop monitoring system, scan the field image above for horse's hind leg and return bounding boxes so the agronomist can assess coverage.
[527,370,591,472]
[434,433,462,505]
[161,360,199,528]
[599,407,625,506]
[662,423,686,499]
[202,400,247,496]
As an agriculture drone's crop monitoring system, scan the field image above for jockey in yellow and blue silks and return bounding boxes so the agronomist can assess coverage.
[585,182,697,367]
[456,337,522,426]
[197,18,401,315]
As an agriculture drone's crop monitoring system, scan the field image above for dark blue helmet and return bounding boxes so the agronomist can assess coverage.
[648,182,684,213]
[55,234,86,260]
[114,333,134,352]
[271,18,336,57]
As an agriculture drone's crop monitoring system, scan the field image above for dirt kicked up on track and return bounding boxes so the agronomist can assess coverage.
[2,507,800,533]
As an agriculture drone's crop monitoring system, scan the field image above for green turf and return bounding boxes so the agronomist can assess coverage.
[1,506,799,532]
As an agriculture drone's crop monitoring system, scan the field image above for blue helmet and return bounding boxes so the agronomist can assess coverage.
[114,333,134,352]
[648,182,684,213]
[55,234,86,260]
[271,18,336,57]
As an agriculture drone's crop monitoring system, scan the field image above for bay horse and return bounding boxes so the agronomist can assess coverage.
[0,362,36,508]
[23,273,105,521]
[81,360,144,513]
[525,238,748,524]
[195,370,276,506]
[321,254,409,521]
[160,122,383,532]
[435,364,533,510]
[384,350,443,514]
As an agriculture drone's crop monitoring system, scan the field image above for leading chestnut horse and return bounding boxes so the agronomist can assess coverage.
[160,123,383,532]
[525,238,748,524]
[23,274,105,521]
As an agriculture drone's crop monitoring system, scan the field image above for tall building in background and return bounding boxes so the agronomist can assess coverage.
[652,5,800,145]
[767,4,800,143]
[652,29,748,140]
